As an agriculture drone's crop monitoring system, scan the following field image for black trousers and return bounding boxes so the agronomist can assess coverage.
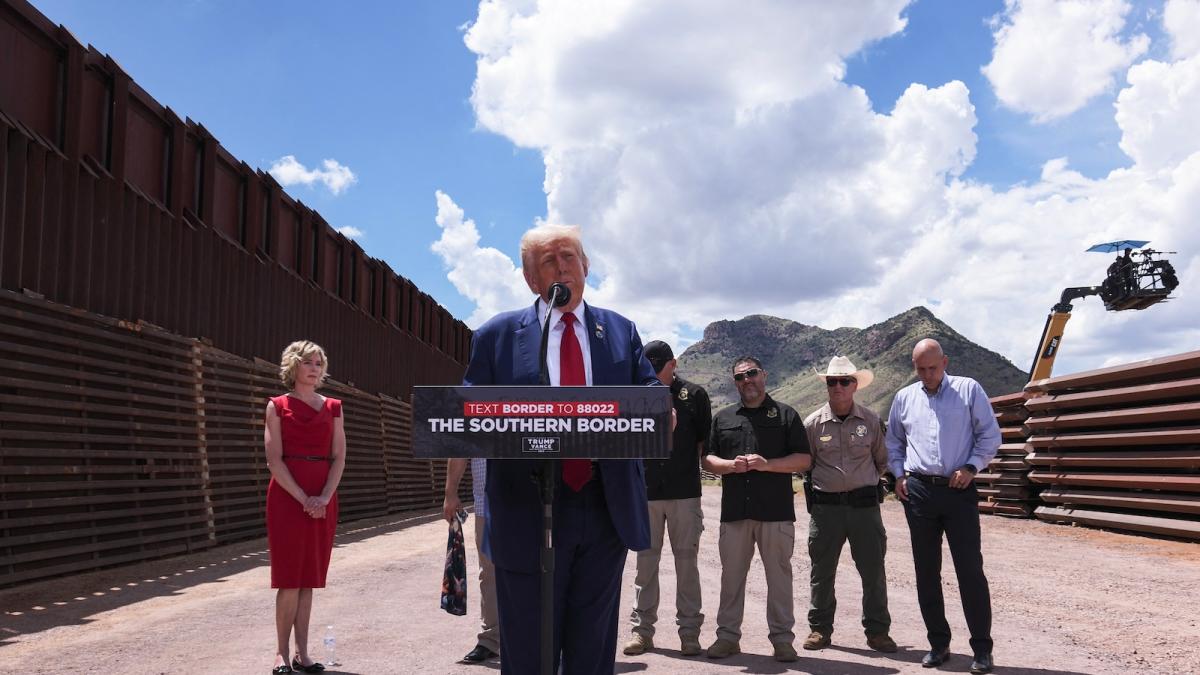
[902,477,993,656]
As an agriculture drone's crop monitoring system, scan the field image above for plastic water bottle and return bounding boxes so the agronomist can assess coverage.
[323,625,339,666]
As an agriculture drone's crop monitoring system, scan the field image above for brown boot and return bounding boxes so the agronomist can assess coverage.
[773,642,799,662]
[679,636,702,656]
[705,639,740,659]
[803,630,831,650]
[866,633,898,653]
[622,634,653,656]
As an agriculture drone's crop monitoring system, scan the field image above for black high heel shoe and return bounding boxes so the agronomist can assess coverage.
[292,657,326,673]
[271,664,294,674]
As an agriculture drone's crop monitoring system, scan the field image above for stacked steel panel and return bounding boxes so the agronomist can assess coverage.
[1025,351,1200,540]
[977,391,1036,517]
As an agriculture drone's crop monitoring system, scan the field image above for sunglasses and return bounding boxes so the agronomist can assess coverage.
[733,368,762,382]
[826,377,856,388]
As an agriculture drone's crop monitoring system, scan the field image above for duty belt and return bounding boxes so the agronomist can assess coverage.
[809,484,878,507]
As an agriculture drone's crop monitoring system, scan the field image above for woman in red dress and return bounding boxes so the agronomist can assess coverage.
[264,341,346,674]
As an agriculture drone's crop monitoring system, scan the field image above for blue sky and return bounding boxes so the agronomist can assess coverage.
[32,0,1200,376]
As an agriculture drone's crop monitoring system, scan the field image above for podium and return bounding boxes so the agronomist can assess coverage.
[414,385,672,675]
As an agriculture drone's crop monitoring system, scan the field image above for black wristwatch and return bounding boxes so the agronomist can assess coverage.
[960,464,978,475]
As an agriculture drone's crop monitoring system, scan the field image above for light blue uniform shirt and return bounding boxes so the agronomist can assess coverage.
[470,457,488,521]
[885,373,1001,478]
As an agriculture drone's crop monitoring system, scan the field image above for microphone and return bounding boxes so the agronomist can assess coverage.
[547,282,572,308]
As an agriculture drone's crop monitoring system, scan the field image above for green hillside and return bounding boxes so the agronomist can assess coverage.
[675,306,1028,417]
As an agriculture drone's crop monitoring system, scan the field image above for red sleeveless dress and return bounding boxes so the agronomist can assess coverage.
[267,394,341,588]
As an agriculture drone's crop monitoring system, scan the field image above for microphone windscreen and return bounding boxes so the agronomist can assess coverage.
[550,283,572,307]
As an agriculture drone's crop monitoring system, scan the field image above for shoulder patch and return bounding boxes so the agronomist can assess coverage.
[767,407,778,418]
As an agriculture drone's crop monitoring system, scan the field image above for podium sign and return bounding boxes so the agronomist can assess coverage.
[412,385,673,459]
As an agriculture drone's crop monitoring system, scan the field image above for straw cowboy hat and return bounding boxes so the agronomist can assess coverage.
[814,355,874,390]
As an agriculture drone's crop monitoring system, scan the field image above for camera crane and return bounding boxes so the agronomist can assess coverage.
[1028,241,1181,382]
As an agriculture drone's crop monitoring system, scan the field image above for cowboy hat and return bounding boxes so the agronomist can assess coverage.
[815,355,873,390]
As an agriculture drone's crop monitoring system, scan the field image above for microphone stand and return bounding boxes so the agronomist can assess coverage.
[535,283,567,675]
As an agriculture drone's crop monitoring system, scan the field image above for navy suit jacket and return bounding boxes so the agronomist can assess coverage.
[465,301,658,573]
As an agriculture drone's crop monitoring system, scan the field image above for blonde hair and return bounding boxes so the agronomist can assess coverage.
[519,224,588,271]
[279,340,329,390]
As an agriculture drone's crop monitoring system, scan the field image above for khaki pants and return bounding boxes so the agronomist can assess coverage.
[715,519,796,646]
[630,497,704,640]
[474,515,500,653]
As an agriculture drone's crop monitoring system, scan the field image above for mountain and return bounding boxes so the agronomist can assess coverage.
[675,306,1029,417]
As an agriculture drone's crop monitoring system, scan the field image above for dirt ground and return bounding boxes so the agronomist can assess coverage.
[2,487,1198,675]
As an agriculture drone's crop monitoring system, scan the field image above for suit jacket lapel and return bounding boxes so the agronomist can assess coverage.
[515,301,542,384]
[584,305,615,385]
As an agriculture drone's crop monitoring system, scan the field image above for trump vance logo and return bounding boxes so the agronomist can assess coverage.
[523,437,561,454]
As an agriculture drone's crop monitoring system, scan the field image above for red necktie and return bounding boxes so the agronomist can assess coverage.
[559,313,592,490]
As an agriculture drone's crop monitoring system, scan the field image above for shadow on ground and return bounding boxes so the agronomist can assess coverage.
[0,509,443,647]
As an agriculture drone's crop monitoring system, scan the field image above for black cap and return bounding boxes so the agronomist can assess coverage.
[644,340,674,372]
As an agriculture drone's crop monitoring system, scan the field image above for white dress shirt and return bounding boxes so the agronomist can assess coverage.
[538,298,594,386]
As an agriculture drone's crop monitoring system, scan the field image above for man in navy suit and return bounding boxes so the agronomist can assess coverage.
[463,223,659,675]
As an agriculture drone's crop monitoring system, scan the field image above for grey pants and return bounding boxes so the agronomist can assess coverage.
[807,503,890,636]
[630,497,704,640]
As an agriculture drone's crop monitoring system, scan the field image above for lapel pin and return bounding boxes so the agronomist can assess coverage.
[594,323,605,340]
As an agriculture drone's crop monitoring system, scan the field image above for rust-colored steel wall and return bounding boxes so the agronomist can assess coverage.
[0,0,470,399]
[0,288,468,588]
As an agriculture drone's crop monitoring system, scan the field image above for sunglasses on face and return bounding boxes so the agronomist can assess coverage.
[733,368,762,382]
[826,377,856,388]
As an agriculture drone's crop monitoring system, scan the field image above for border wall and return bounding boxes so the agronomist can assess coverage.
[0,288,465,588]
[1,0,477,587]
[1,0,470,398]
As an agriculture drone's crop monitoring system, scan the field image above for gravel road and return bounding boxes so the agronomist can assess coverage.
[2,487,1197,674]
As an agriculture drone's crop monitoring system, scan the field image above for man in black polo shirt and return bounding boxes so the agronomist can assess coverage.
[703,356,811,663]
[623,341,712,658]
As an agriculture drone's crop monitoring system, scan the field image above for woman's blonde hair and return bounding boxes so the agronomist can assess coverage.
[279,340,329,390]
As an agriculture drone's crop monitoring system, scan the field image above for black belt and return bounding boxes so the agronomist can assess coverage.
[907,472,951,486]
[810,484,878,507]
[283,454,331,462]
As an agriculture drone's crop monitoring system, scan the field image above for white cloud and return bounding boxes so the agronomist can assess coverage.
[982,0,1149,122]
[268,155,358,195]
[336,226,364,239]
[1165,0,1200,59]
[1115,53,1200,171]
[443,0,1199,379]
[430,190,531,327]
